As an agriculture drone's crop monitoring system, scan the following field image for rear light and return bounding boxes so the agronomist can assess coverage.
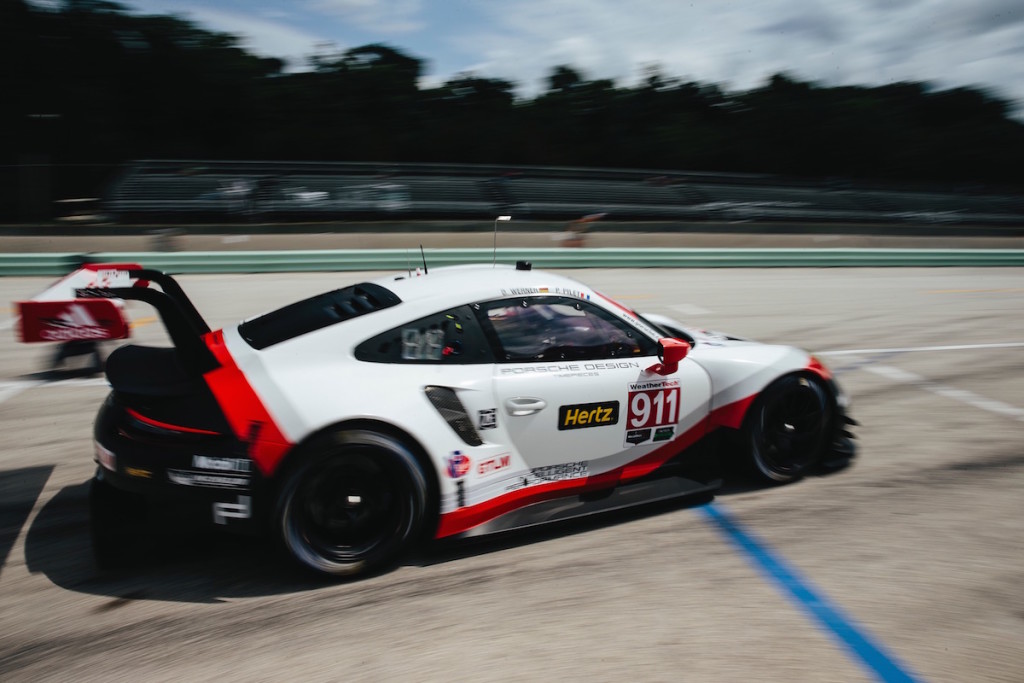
[123,407,224,440]
[95,441,116,471]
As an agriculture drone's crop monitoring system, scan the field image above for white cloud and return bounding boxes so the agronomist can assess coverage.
[114,0,1024,115]
[447,0,1024,111]
[304,0,425,34]
[128,3,329,69]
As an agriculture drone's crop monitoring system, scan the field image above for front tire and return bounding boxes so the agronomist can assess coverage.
[275,429,429,579]
[744,374,833,483]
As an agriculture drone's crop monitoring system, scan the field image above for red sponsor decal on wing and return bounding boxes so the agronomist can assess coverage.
[202,330,292,476]
[17,299,130,343]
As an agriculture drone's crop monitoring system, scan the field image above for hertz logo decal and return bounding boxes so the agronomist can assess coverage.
[558,401,620,430]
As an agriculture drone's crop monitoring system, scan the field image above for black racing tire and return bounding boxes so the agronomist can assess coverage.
[743,374,833,484]
[274,429,430,579]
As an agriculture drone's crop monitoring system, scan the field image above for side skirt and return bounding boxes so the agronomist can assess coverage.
[452,473,720,539]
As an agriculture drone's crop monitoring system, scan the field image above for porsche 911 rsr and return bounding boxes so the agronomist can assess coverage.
[35,261,855,578]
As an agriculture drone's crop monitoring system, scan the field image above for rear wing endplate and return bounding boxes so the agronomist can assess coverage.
[15,263,218,373]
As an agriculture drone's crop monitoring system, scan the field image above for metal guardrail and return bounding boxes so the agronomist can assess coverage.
[2,248,1024,276]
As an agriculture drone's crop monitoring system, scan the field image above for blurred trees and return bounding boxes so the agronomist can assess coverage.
[2,0,1023,217]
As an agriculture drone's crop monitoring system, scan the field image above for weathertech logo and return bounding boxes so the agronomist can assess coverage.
[558,401,620,430]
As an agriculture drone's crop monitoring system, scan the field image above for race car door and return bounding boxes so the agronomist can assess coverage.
[480,296,711,477]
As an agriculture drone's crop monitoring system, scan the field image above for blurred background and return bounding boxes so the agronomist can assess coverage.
[2,0,1022,226]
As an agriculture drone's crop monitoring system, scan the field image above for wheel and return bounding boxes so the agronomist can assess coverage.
[275,429,430,579]
[744,374,833,483]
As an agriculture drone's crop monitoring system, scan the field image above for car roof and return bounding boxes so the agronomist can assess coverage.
[369,263,599,310]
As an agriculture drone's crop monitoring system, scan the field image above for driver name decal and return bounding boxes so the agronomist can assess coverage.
[558,401,619,430]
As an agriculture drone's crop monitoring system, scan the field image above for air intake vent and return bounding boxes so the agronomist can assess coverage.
[240,283,401,350]
[424,386,483,446]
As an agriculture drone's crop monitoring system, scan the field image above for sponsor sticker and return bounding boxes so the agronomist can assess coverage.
[558,401,619,430]
[627,379,680,429]
[624,379,680,446]
[169,469,251,489]
[446,451,472,479]
[625,428,652,446]
[653,426,676,442]
[476,453,511,477]
[192,455,252,473]
[402,328,445,360]
[19,300,129,343]
[213,495,251,525]
[531,461,589,481]
[478,408,497,430]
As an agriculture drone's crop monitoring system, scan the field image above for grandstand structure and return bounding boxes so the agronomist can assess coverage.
[105,160,1024,226]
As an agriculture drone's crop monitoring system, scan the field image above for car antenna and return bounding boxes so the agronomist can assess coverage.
[419,244,428,275]
[493,215,511,267]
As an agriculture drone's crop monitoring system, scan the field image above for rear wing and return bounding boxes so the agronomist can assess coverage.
[16,263,218,372]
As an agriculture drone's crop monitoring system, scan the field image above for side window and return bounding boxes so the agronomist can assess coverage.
[478,297,656,362]
[355,305,494,364]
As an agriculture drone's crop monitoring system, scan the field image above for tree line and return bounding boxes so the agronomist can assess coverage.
[2,0,1023,219]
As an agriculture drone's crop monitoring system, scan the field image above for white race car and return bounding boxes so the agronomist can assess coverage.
[65,261,855,578]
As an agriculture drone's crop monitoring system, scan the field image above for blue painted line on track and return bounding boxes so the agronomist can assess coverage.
[699,503,923,683]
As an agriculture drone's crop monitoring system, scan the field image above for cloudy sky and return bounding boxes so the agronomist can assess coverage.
[116,0,1024,113]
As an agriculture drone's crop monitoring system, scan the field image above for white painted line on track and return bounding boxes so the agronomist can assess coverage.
[0,380,44,405]
[818,341,1024,357]
[864,364,1024,422]
[0,378,109,404]
[670,303,712,316]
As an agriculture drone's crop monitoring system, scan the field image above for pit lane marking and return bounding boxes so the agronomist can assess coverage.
[701,503,923,683]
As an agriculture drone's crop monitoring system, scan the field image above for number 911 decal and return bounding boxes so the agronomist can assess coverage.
[624,379,679,447]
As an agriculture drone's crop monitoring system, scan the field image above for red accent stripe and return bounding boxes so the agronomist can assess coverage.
[202,330,292,476]
[435,393,757,538]
[594,290,638,316]
[806,356,833,381]
[710,393,757,430]
[125,407,223,436]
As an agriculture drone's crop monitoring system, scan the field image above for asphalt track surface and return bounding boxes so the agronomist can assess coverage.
[1,266,1023,682]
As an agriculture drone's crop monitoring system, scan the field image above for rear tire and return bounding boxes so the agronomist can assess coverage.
[275,429,429,579]
[744,374,833,484]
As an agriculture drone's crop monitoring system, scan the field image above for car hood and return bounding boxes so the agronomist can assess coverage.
[640,313,752,347]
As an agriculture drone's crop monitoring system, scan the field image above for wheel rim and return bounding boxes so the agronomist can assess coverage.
[286,450,413,570]
[754,379,829,480]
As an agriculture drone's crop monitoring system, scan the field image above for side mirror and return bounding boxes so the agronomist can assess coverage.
[648,337,690,376]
